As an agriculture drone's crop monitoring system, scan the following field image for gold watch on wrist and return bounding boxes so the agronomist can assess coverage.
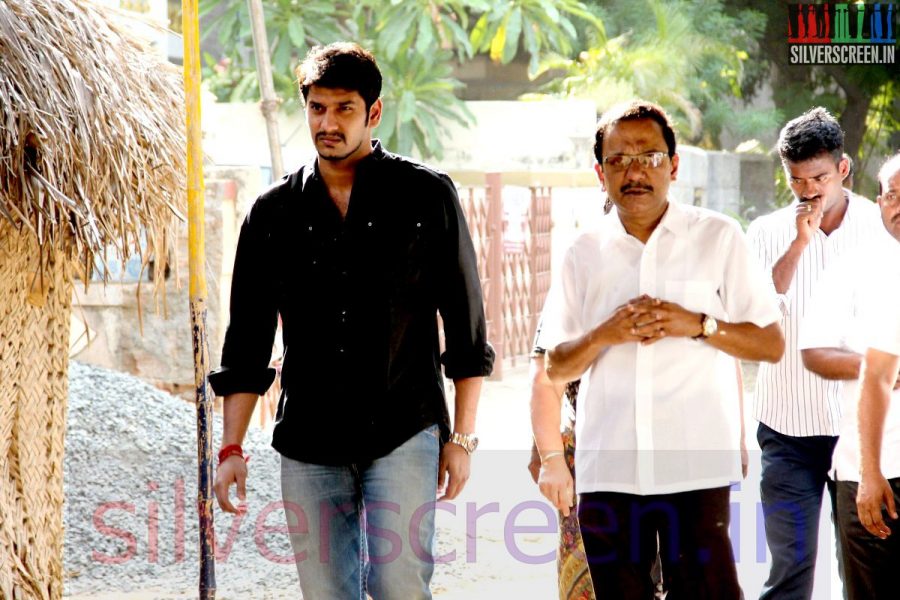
[693,313,718,340]
[449,431,479,454]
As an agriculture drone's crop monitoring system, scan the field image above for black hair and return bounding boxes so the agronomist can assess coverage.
[593,100,677,164]
[296,42,382,112]
[777,107,844,164]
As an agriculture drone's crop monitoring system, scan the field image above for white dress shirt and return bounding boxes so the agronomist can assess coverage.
[800,234,900,481]
[540,201,781,495]
[747,193,881,436]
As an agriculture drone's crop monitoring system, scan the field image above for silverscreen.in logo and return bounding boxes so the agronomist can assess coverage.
[787,2,896,64]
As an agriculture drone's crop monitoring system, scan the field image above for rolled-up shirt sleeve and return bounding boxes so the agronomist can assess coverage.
[435,174,495,379]
[208,199,279,397]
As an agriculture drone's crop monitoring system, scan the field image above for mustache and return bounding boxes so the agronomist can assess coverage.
[621,183,653,194]
[316,132,345,142]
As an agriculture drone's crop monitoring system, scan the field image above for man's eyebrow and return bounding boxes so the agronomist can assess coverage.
[791,171,829,180]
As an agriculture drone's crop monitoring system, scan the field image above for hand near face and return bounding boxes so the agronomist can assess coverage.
[795,199,824,243]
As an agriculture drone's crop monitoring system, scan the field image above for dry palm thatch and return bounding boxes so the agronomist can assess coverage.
[0,0,186,284]
[0,1,186,598]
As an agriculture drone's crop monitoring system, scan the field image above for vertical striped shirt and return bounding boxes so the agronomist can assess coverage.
[747,192,881,436]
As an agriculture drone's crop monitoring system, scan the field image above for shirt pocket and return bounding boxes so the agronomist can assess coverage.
[664,279,720,316]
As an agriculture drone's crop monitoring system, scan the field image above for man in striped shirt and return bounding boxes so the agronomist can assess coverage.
[747,108,882,599]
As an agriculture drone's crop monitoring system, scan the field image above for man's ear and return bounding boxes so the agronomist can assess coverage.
[669,153,679,181]
[838,155,850,180]
[368,98,383,128]
[594,162,606,191]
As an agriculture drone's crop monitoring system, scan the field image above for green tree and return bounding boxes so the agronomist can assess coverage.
[531,0,775,148]
[198,0,602,159]
[719,0,898,199]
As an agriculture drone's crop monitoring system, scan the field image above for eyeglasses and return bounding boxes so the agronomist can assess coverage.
[602,151,668,171]
[881,191,900,207]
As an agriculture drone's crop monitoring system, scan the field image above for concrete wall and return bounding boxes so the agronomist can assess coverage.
[70,179,230,395]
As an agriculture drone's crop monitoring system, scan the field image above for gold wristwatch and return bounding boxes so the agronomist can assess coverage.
[449,431,479,454]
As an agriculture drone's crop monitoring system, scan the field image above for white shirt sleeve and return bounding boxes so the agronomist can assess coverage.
[746,217,790,317]
[798,257,853,351]
[721,222,783,327]
[536,245,584,350]
[862,262,900,356]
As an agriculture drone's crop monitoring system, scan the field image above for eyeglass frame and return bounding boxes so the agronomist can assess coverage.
[880,191,900,207]
[601,151,670,171]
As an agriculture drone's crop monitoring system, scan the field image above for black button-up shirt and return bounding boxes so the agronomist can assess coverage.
[209,141,494,465]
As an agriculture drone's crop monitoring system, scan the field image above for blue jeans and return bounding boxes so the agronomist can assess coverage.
[280,424,440,600]
[757,422,838,600]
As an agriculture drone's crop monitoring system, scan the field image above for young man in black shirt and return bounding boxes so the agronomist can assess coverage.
[210,42,493,599]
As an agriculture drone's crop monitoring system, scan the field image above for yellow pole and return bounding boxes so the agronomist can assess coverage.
[181,1,216,598]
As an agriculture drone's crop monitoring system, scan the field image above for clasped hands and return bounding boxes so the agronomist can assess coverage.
[601,294,703,345]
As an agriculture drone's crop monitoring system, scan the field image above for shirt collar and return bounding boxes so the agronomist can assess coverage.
[300,139,386,193]
[604,199,686,239]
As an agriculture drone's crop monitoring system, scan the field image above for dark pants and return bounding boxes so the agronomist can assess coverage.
[757,422,839,600]
[835,478,900,600]
[577,486,741,600]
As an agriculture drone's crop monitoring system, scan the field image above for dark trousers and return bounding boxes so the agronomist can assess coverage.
[835,478,900,600]
[577,486,741,600]
[757,422,839,599]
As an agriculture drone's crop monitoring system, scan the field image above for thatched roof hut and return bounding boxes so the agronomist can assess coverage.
[0,1,185,597]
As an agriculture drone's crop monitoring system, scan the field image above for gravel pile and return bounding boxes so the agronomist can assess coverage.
[64,361,298,598]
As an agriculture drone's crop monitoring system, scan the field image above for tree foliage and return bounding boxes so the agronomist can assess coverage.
[198,0,601,159]
[531,0,775,148]
[718,0,897,199]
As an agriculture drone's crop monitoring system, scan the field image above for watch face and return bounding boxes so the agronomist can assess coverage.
[453,433,478,453]
[703,316,718,337]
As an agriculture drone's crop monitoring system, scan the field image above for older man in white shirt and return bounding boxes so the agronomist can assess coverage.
[535,99,784,599]
[800,153,900,599]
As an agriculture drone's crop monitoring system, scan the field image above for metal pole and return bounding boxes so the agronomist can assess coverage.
[246,0,285,180]
[181,1,216,598]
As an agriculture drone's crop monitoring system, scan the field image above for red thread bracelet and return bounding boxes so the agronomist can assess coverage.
[217,444,249,465]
